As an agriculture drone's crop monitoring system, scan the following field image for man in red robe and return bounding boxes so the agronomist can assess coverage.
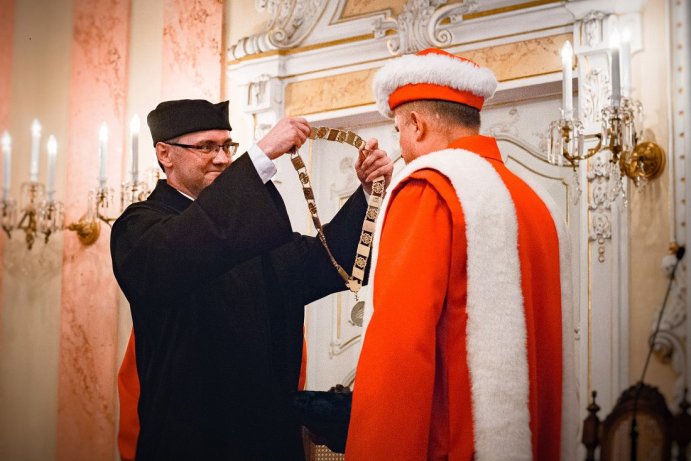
[345,48,577,461]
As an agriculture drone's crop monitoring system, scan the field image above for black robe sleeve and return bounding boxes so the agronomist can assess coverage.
[111,153,293,304]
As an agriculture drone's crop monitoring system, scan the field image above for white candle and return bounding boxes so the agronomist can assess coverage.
[620,28,632,98]
[610,31,621,106]
[30,119,41,182]
[130,114,140,184]
[2,132,10,200]
[46,135,57,201]
[98,122,108,189]
[561,40,573,119]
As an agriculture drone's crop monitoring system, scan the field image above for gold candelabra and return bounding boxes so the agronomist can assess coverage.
[1,182,64,250]
[68,172,156,245]
[548,97,665,202]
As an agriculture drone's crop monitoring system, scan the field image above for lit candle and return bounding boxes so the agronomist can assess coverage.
[46,135,57,201]
[30,119,41,182]
[130,114,140,184]
[620,28,632,99]
[2,132,10,200]
[98,122,108,189]
[610,30,621,107]
[561,40,573,119]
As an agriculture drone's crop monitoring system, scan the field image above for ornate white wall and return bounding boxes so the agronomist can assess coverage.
[224,0,686,454]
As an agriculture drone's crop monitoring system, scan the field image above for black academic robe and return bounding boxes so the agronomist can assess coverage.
[110,153,368,460]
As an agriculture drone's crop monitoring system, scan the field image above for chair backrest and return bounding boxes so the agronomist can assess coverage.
[598,383,673,461]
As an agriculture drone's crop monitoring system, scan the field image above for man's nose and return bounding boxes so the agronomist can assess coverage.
[212,148,231,164]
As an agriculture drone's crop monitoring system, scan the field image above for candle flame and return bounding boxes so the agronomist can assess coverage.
[31,119,42,137]
[610,28,620,49]
[621,27,632,44]
[1,132,10,150]
[47,135,57,154]
[99,122,109,142]
[561,40,573,67]
[130,114,141,134]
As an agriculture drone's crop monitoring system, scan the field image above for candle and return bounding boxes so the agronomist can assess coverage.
[46,135,57,201]
[30,119,41,182]
[2,132,10,200]
[620,28,632,98]
[610,31,621,107]
[98,122,108,189]
[561,40,573,119]
[130,114,140,184]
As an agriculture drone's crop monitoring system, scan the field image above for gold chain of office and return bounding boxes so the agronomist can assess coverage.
[290,127,386,295]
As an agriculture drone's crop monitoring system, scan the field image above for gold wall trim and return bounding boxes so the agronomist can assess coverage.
[338,0,405,22]
[463,0,562,21]
[228,34,376,65]
[285,33,572,116]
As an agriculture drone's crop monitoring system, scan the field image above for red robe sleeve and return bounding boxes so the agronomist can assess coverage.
[117,330,140,461]
[346,175,452,460]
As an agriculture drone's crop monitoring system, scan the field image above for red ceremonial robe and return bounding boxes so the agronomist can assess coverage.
[346,135,576,461]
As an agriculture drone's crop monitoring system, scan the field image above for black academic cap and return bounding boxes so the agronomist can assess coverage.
[146,99,232,146]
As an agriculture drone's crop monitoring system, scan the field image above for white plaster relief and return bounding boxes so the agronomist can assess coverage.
[229,0,328,60]
[587,155,613,262]
[652,255,687,408]
[579,10,607,48]
[372,0,478,55]
[582,69,609,125]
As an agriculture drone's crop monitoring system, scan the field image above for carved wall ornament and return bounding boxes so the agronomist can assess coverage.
[587,156,613,262]
[372,0,478,56]
[583,69,609,124]
[228,0,328,60]
[652,254,687,408]
[578,11,607,48]
[487,107,521,138]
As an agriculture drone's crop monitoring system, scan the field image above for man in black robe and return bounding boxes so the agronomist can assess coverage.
[110,99,392,460]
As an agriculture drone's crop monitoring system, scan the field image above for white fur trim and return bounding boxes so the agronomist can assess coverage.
[363,149,532,460]
[373,52,498,117]
[519,175,579,461]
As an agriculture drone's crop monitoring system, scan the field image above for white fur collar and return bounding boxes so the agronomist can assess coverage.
[363,148,532,460]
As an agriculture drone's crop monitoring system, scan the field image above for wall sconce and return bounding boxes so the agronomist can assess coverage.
[1,120,65,250]
[548,34,665,204]
[68,116,154,245]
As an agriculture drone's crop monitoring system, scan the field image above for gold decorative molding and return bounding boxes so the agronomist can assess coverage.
[285,33,572,116]
[285,68,378,116]
[463,0,561,21]
[340,0,406,20]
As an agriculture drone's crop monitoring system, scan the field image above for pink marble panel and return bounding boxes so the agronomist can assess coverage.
[56,1,130,460]
[162,0,224,101]
[0,0,15,324]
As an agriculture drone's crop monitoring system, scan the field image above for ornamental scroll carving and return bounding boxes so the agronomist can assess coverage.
[229,0,328,60]
[650,258,687,407]
[587,156,613,263]
[372,0,478,56]
[578,11,607,47]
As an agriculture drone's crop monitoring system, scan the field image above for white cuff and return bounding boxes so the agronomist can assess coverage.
[247,144,277,184]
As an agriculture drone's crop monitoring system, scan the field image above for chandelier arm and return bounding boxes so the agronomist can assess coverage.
[563,132,603,164]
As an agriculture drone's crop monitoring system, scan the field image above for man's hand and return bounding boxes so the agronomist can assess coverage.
[257,117,311,160]
[355,138,393,195]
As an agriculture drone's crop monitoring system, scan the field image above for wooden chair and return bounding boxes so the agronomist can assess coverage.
[582,384,691,461]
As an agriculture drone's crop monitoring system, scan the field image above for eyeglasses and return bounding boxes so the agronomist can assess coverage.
[165,140,239,158]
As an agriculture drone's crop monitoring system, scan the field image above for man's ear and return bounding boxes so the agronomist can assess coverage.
[156,143,173,170]
[409,111,426,142]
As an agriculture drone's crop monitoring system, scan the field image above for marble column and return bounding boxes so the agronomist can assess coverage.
[56,1,131,460]
[161,0,224,100]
